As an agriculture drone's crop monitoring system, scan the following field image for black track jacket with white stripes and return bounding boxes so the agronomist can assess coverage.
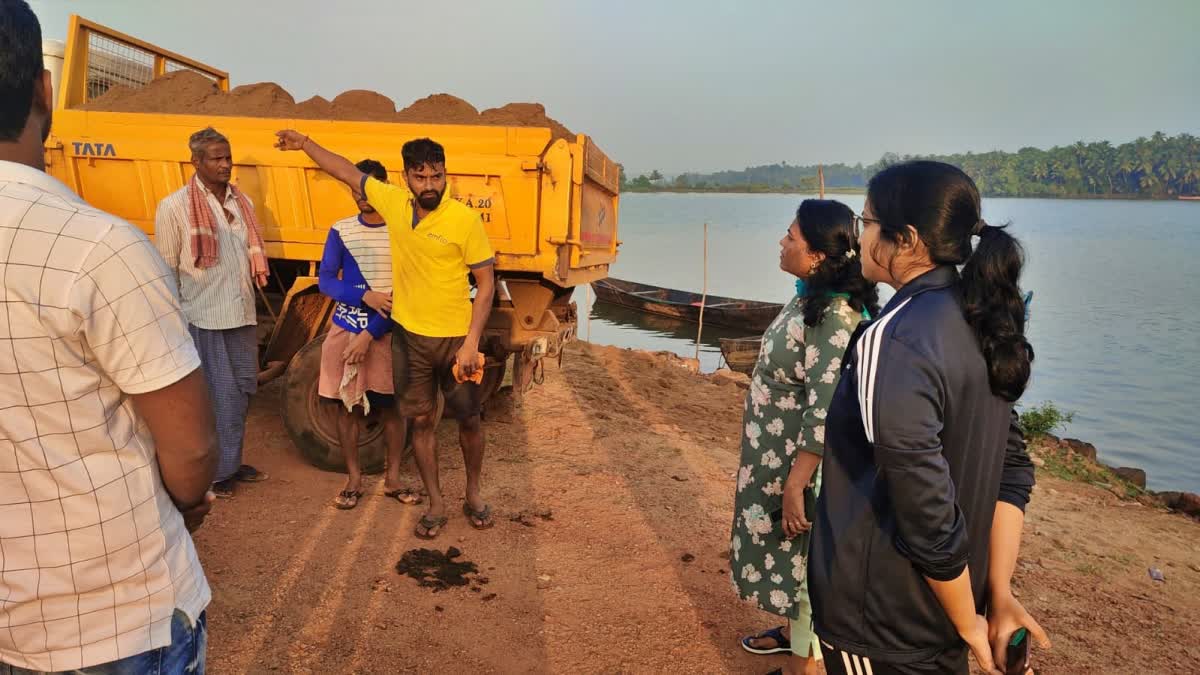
[809,265,1035,664]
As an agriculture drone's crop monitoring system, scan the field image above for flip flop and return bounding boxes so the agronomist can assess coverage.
[740,625,791,655]
[384,487,424,505]
[334,490,363,510]
[234,464,269,482]
[211,479,235,499]
[414,513,448,540]
[462,502,495,530]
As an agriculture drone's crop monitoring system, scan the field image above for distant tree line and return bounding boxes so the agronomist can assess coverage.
[621,132,1200,198]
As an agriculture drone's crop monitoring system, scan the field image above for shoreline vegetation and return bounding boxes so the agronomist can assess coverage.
[621,185,1195,201]
[621,131,1200,201]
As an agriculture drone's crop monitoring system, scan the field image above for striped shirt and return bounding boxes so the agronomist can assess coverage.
[153,182,257,330]
[0,160,210,671]
[319,215,393,338]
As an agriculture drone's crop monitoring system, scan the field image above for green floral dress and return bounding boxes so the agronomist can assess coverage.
[730,295,863,625]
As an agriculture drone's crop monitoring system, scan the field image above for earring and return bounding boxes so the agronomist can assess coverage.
[809,261,819,274]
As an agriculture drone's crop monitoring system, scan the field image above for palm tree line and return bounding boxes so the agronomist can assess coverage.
[623,132,1200,198]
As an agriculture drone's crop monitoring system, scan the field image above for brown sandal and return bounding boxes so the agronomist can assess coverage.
[414,513,448,539]
[334,490,363,510]
[384,487,424,505]
[463,502,495,530]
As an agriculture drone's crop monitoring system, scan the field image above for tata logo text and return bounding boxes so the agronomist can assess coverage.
[72,142,117,157]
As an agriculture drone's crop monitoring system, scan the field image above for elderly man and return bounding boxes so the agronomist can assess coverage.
[0,1,217,671]
[155,127,269,498]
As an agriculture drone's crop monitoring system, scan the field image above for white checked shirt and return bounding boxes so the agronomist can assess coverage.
[0,161,210,671]
[154,181,257,330]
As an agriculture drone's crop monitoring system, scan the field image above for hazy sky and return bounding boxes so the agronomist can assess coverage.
[30,0,1200,174]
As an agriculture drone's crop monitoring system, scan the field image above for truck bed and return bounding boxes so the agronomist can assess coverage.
[44,15,619,289]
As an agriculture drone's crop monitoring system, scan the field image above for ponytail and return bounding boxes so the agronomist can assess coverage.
[960,223,1034,402]
[866,161,1035,401]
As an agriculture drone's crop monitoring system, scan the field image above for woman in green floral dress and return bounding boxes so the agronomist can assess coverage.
[731,200,878,675]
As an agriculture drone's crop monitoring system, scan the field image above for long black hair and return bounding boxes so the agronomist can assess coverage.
[796,199,880,327]
[865,161,1033,401]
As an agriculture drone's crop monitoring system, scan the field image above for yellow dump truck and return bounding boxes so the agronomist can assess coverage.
[42,15,620,472]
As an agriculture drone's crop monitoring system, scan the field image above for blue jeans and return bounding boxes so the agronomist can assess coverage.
[1,610,206,675]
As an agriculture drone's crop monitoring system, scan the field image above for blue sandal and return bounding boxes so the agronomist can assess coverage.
[741,625,791,655]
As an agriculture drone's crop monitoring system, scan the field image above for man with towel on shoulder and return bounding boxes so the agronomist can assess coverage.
[155,126,270,498]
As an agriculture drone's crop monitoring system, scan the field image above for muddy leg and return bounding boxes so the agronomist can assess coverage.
[459,414,485,515]
[411,412,444,533]
[382,411,406,492]
[336,404,363,504]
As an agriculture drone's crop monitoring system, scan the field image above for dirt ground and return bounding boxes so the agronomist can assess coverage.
[193,342,1200,674]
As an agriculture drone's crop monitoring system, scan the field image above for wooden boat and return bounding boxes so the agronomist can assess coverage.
[1180,195,1200,201]
[591,277,783,332]
[718,336,762,375]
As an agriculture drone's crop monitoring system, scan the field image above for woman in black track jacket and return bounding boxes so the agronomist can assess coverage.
[809,161,1050,675]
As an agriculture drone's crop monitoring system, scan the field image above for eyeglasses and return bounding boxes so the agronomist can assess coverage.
[852,214,882,232]
[844,213,883,240]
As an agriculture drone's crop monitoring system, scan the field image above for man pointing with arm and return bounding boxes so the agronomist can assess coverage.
[276,130,496,539]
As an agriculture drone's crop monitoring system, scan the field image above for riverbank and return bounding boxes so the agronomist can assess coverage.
[193,341,1199,673]
[621,186,1197,200]
[620,186,866,195]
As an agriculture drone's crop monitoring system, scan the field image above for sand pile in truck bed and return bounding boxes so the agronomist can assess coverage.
[81,71,576,141]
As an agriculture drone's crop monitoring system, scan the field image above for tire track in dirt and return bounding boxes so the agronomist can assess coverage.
[285,487,393,673]
[550,344,757,673]
[223,504,340,674]
[341,505,420,674]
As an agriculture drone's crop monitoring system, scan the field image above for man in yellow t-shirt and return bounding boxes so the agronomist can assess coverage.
[275,130,495,539]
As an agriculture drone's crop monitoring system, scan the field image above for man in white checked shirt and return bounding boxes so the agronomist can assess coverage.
[154,127,269,499]
[0,1,217,672]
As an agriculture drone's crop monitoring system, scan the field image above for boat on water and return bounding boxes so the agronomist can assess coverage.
[718,336,762,375]
[1180,195,1200,201]
[590,277,783,333]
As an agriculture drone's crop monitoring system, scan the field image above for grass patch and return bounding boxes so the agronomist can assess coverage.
[1031,437,1146,499]
[1019,401,1075,437]
[1110,553,1136,567]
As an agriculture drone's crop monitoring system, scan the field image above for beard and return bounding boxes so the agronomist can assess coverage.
[415,188,443,211]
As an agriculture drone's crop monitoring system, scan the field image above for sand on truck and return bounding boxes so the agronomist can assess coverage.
[82,70,576,141]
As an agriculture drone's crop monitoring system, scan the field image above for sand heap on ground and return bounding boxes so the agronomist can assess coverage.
[82,71,575,141]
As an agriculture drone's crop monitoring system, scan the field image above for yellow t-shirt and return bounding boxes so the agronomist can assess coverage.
[363,176,495,337]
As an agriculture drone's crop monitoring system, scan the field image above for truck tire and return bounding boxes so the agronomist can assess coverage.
[281,333,389,474]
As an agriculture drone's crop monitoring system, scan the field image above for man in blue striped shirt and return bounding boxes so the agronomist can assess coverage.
[317,159,414,509]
